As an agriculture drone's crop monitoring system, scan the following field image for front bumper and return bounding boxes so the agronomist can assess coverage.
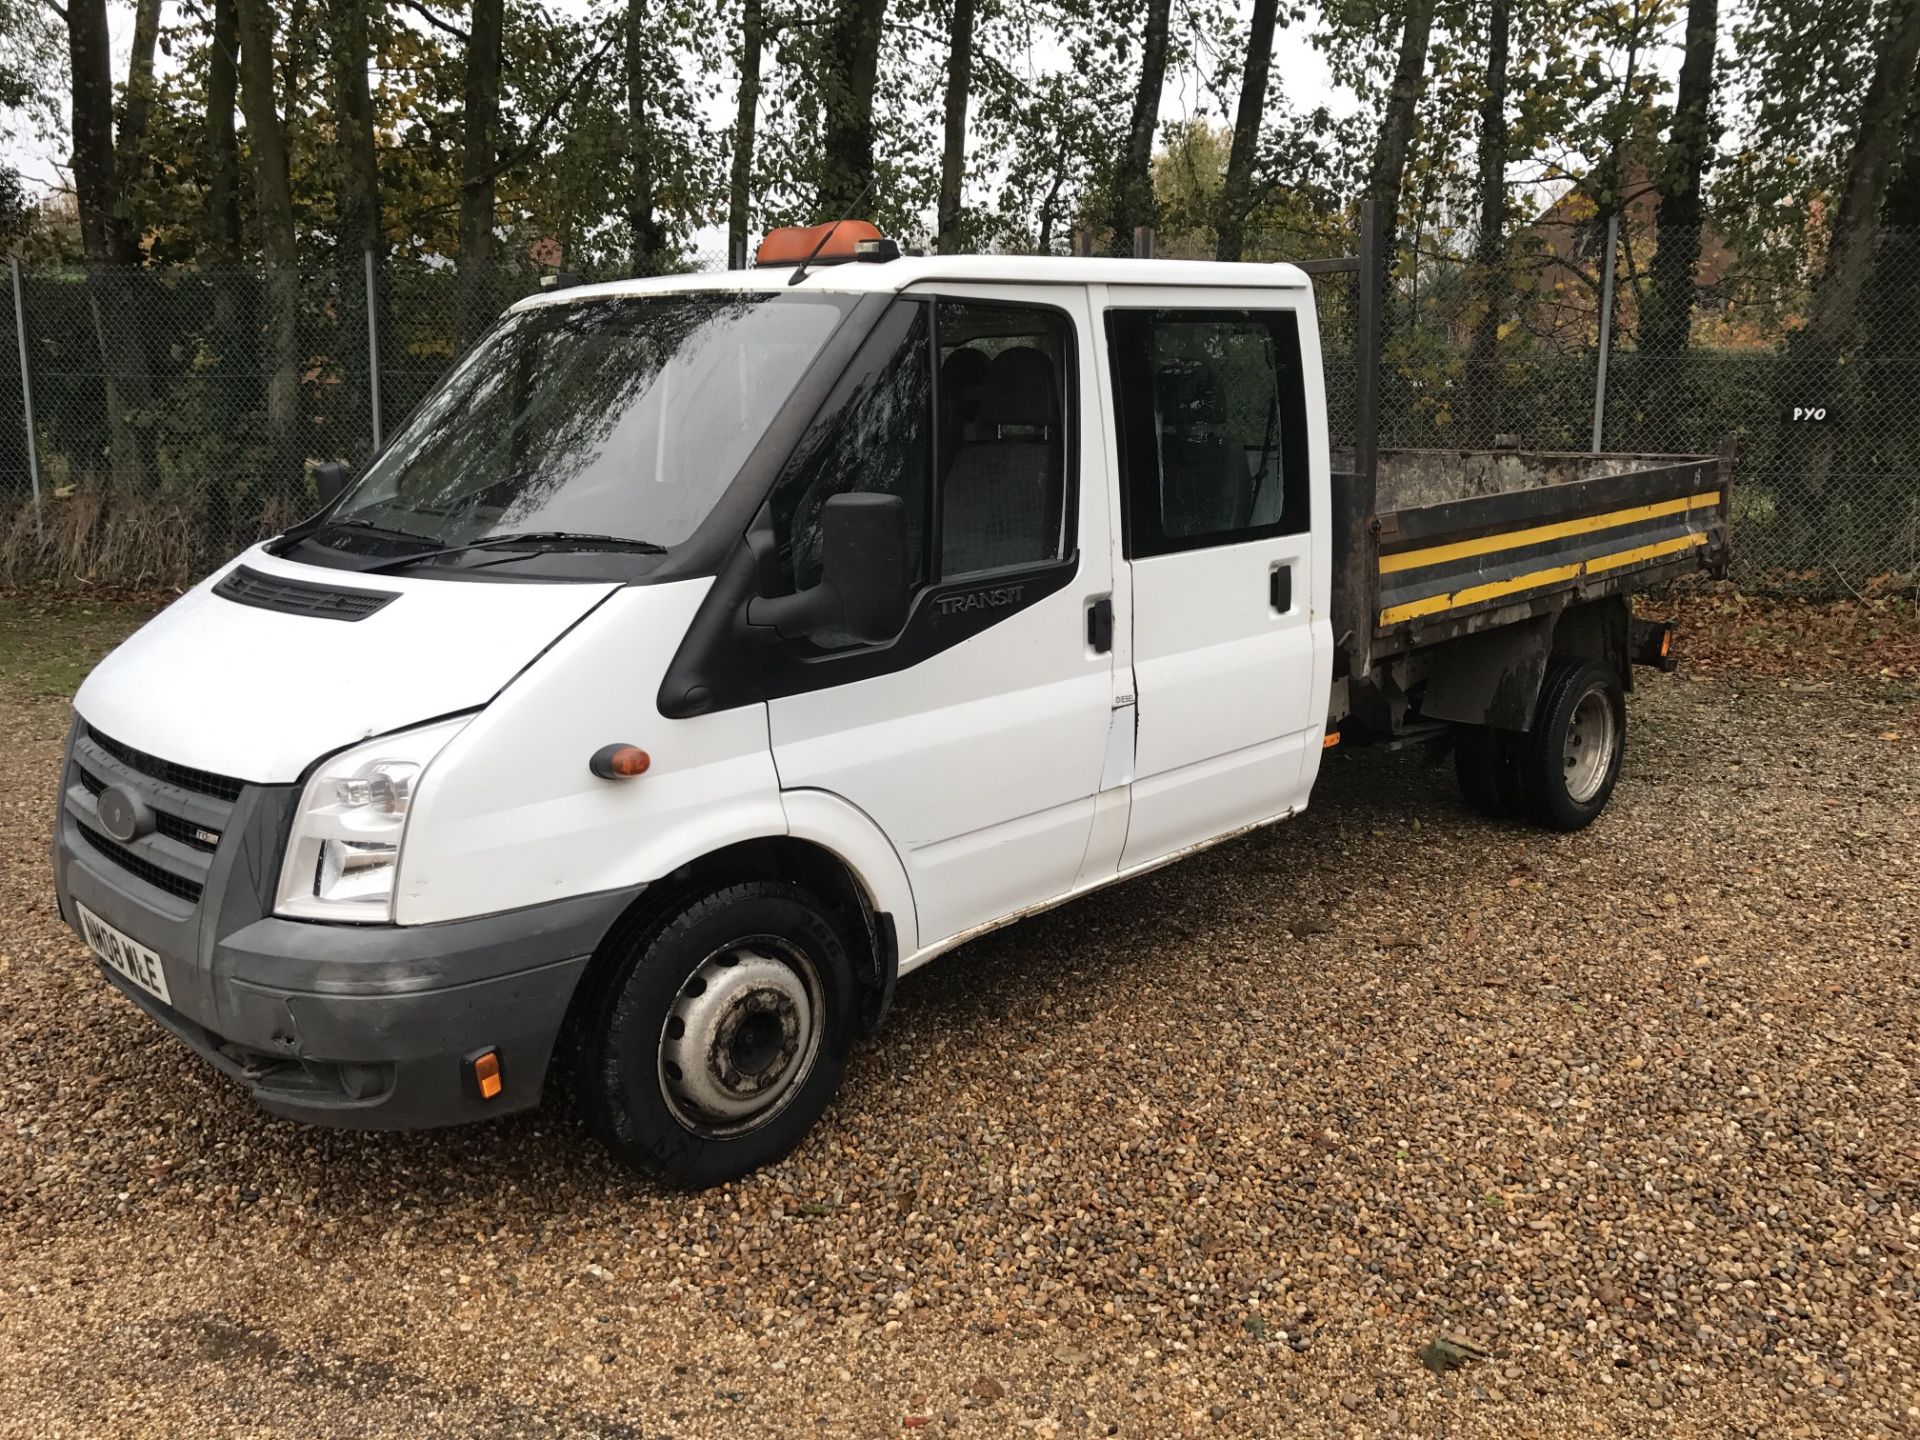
[52,719,637,1129]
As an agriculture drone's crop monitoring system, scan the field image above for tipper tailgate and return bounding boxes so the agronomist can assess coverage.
[1373,455,1728,642]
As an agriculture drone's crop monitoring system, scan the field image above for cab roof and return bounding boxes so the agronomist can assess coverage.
[510,253,1313,314]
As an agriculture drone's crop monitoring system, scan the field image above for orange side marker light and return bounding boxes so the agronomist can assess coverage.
[589,744,651,779]
[471,1049,504,1101]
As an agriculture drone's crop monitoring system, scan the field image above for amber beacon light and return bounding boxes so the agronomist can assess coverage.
[754,220,891,267]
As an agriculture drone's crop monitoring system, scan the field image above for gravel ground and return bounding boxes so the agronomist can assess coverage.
[2,615,1917,1439]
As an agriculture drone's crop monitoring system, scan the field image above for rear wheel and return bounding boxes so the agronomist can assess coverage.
[1454,725,1527,818]
[575,881,854,1188]
[1518,658,1626,831]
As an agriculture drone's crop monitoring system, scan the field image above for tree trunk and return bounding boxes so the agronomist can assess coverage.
[1365,0,1435,275]
[1637,0,1717,359]
[67,0,134,266]
[280,0,312,120]
[817,0,889,216]
[330,0,387,456]
[205,0,244,264]
[330,0,382,262]
[1109,0,1172,253]
[1216,0,1278,262]
[1462,0,1511,439]
[626,0,665,276]
[935,0,976,253]
[727,0,764,266]
[458,0,505,342]
[234,0,304,480]
[1800,1,1920,363]
[66,0,153,492]
[1792,0,1920,517]
[117,0,164,184]
[1037,166,1064,252]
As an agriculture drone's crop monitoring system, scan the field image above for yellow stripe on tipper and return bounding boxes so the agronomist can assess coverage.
[1378,489,1721,575]
[1378,533,1709,626]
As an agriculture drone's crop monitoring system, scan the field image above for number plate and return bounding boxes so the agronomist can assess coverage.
[76,902,173,1006]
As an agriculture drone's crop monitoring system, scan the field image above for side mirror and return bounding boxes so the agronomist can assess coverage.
[312,460,351,506]
[747,492,912,644]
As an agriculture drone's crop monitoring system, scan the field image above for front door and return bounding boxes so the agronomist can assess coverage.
[1103,295,1331,870]
[764,286,1121,949]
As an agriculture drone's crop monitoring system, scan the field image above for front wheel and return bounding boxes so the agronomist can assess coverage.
[1520,658,1627,831]
[575,881,855,1188]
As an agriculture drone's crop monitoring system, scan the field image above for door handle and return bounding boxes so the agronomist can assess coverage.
[1269,564,1293,614]
[1087,596,1114,653]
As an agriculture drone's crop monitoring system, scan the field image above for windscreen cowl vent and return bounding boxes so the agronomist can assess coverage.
[213,565,399,622]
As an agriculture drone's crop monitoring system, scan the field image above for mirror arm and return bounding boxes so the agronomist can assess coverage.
[744,583,843,640]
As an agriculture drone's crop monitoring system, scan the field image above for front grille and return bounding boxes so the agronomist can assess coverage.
[213,564,398,622]
[156,812,221,852]
[85,726,244,802]
[66,727,242,908]
[75,821,205,903]
[75,762,220,852]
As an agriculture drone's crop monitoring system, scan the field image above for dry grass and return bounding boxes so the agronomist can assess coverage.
[0,490,303,590]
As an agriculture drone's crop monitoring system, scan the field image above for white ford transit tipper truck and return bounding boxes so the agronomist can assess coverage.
[53,220,1729,1187]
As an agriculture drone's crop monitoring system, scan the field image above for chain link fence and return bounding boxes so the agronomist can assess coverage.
[2,224,1915,593]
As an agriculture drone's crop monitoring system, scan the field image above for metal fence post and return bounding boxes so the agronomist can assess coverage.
[364,248,384,452]
[1132,225,1157,259]
[9,255,42,534]
[1590,211,1619,453]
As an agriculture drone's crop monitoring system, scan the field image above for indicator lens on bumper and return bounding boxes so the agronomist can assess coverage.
[470,1049,504,1100]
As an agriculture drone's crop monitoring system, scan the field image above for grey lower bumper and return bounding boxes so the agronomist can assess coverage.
[53,724,638,1130]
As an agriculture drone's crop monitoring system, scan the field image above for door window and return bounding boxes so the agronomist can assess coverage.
[1107,308,1309,557]
[770,300,935,595]
[936,301,1073,578]
[767,298,1076,646]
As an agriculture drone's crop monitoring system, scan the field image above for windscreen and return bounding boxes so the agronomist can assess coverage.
[331,292,856,550]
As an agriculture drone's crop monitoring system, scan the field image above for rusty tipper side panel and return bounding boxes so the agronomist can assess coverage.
[1371,453,1730,654]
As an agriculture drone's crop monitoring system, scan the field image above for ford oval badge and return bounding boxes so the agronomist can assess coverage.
[96,784,155,844]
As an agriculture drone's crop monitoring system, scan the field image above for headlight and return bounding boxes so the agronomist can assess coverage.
[275,716,471,922]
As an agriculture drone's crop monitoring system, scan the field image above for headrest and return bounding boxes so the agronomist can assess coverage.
[983,346,1059,439]
[941,346,990,394]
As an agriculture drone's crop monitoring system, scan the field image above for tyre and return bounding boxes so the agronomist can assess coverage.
[1518,658,1626,831]
[575,880,855,1188]
[1454,725,1528,819]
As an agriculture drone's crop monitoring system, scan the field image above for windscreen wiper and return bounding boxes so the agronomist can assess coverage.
[292,514,437,548]
[357,530,668,574]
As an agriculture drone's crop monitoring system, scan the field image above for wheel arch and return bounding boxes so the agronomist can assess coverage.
[558,823,911,1073]
[1421,595,1630,732]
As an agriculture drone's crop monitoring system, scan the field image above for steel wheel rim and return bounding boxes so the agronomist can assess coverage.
[657,938,823,1139]
[1562,687,1616,803]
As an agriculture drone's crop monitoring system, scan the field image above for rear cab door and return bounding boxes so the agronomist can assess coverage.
[1095,281,1334,870]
